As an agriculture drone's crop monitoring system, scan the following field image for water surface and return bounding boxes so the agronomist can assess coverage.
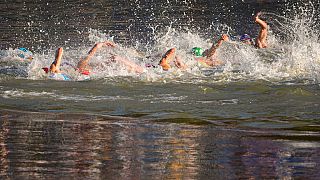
[1,0,320,179]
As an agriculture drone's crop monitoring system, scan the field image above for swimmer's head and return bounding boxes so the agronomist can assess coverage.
[191,47,204,57]
[42,67,49,73]
[80,69,90,75]
[240,34,252,44]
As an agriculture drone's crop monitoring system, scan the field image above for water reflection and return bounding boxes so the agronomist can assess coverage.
[0,115,9,178]
[0,110,319,179]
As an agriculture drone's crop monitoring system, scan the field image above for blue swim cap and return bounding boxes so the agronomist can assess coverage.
[240,34,251,41]
[17,47,33,60]
[18,47,28,52]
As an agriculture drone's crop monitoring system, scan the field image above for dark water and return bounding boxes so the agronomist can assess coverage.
[1,0,320,179]
[0,0,288,49]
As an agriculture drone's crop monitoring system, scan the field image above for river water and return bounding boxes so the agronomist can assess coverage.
[1,0,320,179]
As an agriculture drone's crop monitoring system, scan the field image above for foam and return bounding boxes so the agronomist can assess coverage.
[1,4,320,84]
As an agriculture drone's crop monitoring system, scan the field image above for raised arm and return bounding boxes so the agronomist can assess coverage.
[50,47,63,73]
[206,34,229,59]
[77,41,116,72]
[254,12,268,48]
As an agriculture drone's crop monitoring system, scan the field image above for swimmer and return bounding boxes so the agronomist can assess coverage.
[191,12,269,68]
[49,47,63,74]
[198,34,229,67]
[159,34,229,71]
[75,41,147,74]
[43,41,146,80]
[254,11,268,48]
[239,12,268,48]
[17,47,33,60]
[41,47,71,80]
[77,41,115,74]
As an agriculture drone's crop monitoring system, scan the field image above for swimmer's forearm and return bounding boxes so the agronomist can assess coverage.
[207,34,228,58]
[207,39,223,57]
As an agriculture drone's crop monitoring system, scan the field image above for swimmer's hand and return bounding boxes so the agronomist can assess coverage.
[104,41,116,47]
[254,11,262,20]
[220,34,229,41]
[95,41,116,49]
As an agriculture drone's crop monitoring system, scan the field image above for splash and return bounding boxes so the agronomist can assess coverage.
[0,1,320,84]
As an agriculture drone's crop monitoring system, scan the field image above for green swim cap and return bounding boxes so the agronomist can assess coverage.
[191,47,204,57]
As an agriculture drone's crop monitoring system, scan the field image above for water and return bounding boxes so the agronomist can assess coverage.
[1,0,320,179]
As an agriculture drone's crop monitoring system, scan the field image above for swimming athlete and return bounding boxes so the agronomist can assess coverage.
[77,41,115,74]
[159,34,229,70]
[239,12,268,48]
[17,47,33,60]
[43,40,147,80]
[194,34,229,67]
[189,11,269,68]
[42,41,115,80]
[159,48,187,71]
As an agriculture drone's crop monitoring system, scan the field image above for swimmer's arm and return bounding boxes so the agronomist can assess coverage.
[77,41,116,69]
[206,34,229,58]
[86,41,116,59]
[254,12,268,48]
[104,40,116,48]
[112,55,144,74]
[174,55,187,70]
[50,47,63,73]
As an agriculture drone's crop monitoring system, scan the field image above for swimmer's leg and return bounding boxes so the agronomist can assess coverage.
[77,41,116,72]
[112,55,144,74]
[50,47,63,73]
[255,12,268,48]
[159,48,176,70]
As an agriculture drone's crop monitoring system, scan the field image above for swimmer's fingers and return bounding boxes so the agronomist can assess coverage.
[221,34,229,41]
[254,11,262,19]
